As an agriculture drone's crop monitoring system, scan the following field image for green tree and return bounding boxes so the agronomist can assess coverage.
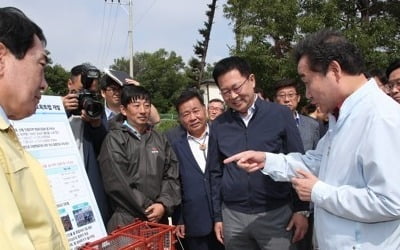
[44,64,69,96]
[111,49,191,113]
[185,57,214,86]
[298,0,400,68]
[224,0,400,100]
[224,0,300,99]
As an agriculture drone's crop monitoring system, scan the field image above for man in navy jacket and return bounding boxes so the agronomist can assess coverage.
[171,89,224,250]
[209,56,309,250]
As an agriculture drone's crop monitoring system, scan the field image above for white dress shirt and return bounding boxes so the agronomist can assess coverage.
[262,79,400,249]
[187,125,209,173]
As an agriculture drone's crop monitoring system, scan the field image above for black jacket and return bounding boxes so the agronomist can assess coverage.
[98,117,181,232]
[209,98,308,221]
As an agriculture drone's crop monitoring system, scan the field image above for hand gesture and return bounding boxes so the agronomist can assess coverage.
[223,150,266,172]
[291,169,319,201]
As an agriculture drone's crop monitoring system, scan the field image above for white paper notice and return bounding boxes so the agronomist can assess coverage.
[11,96,107,249]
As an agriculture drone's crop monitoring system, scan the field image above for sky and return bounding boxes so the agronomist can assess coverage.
[3,0,235,71]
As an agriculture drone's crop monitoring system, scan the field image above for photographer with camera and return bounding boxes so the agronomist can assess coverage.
[62,63,111,226]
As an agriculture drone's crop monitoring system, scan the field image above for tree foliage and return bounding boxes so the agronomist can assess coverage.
[111,49,191,113]
[44,64,69,96]
[224,0,400,100]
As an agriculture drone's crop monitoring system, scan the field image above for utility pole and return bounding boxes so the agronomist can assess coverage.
[128,0,134,77]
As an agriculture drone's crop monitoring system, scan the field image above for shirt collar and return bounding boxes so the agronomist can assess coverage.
[231,94,257,115]
[293,110,300,126]
[123,120,142,140]
[0,105,10,130]
[338,78,374,122]
[104,102,118,119]
[293,110,300,119]
[187,124,209,140]
[238,94,257,116]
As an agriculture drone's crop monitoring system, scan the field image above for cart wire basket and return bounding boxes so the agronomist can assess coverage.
[80,234,146,250]
[81,220,176,250]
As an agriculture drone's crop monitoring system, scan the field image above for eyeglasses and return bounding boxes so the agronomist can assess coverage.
[220,76,250,98]
[208,106,224,112]
[276,93,298,100]
[387,78,400,90]
[105,86,121,93]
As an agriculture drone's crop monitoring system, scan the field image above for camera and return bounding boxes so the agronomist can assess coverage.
[71,64,104,118]
[73,89,104,118]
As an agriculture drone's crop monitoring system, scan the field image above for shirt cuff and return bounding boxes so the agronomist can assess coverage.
[311,180,334,205]
[262,153,287,178]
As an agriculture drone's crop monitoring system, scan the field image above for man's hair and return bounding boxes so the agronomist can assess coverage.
[368,68,388,85]
[301,103,317,116]
[208,98,224,105]
[386,59,400,78]
[0,7,46,59]
[212,56,252,87]
[254,87,266,99]
[274,78,299,96]
[175,88,204,113]
[293,29,365,75]
[121,85,151,107]
[70,64,85,77]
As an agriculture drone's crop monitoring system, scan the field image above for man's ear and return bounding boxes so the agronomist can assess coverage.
[0,42,9,77]
[329,60,342,83]
[67,78,74,90]
[120,104,127,116]
[100,89,106,98]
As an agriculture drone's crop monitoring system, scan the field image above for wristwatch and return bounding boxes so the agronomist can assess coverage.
[296,210,311,218]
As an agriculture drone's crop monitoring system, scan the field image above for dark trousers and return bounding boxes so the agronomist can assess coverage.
[185,232,225,250]
[176,232,224,250]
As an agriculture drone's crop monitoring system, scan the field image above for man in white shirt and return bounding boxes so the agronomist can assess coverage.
[224,29,400,249]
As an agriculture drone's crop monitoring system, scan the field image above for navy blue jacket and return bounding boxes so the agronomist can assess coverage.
[171,131,214,237]
[82,121,111,226]
[209,98,308,221]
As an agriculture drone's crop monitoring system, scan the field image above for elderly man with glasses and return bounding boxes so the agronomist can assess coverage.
[386,59,400,104]
[208,56,309,250]
[207,98,225,122]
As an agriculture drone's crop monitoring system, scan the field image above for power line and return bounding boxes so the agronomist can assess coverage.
[102,0,133,76]
[103,4,120,68]
[96,2,107,67]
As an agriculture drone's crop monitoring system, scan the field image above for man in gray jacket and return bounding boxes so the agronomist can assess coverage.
[274,78,320,151]
[98,84,181,232]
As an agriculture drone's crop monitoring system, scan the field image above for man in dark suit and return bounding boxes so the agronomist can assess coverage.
[274,78,320,250]
[274,78,320,151]
[171,89,224,250]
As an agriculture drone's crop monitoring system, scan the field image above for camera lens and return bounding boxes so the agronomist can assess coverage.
[82,97,103,118]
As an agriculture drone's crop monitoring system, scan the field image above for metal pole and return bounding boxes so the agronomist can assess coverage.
[128,0,134,77]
